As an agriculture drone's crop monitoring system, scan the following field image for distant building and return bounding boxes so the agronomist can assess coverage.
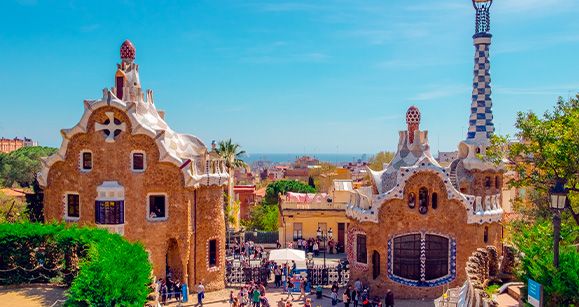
[283,168,309,182]
[293,155,320,168]
[0,137,37,153]
[278,179,354,251]
[233,185,257,220]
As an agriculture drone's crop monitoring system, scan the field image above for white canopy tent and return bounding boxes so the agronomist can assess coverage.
[268,248,306,262]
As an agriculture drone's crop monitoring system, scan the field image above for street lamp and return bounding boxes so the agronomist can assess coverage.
[317,226,327,268]
[550,178,568,268]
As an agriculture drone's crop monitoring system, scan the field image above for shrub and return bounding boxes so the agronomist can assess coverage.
[0,222,152,306]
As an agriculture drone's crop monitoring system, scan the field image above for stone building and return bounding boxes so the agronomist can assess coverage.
[344,0,504,299]
[0,137,36,153]
[38,40,229,291]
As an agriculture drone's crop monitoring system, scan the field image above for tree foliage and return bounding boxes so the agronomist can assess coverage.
[486,96,579,222]
[264,180,316,204]
[215,139,247,170]
[507,220,579,305]
[0,222,152,306]
[242,204,279,232]
[0,191,28,223]
[0,146,57,187]
[368,151,395,171]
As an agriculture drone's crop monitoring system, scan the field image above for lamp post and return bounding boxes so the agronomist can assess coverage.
[317,226,328,268]
[549,179,568,268]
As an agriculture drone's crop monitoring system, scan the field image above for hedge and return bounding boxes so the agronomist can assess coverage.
[0,222,152,306]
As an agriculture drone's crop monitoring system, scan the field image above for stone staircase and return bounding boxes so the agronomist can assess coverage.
[449,159,460,190]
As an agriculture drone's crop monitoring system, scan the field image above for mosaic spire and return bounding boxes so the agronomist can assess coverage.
[467,0,494,142]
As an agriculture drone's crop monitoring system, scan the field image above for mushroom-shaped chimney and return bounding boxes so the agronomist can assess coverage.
[406,106,421,144]
[120,40,136,63]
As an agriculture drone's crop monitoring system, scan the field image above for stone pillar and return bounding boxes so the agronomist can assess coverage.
[193,185,226,292]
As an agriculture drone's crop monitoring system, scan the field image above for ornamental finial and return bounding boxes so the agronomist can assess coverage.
[472,0,493,35]
[406,106,421,144]
[120,40,136,63]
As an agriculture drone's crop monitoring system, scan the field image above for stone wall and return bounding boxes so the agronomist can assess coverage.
[190,186,225,292]
[44,106,226,292]
[459,246,503,307]
[348,172,502,299]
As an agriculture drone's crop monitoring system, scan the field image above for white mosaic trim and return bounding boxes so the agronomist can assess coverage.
[347,157,503,225]
[38,89,229,188]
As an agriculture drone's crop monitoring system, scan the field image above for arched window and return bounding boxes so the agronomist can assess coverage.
[495,176,500,189]
[475,147,481,154]
[408,193,416,208]
[418,187,428,214]
[485,177,491,188]
[431,193,438,209]
[390,234,455,287]
[393,234,421,280]
[372,251,380,279]
[484,226,488,243]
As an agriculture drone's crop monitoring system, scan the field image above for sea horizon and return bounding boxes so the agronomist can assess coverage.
[243,153,371,164]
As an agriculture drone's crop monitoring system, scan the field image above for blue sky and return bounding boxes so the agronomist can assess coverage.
[1,0,578,154]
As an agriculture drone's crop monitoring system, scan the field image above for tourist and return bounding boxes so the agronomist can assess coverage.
[160,280,168,305]
[331,281,339,293]
[233,297,240,307]
[196,281,205,306]
[291,260,296,275]
[260,282,266,295]
[343,286,352,307]
[384,289,394,307]
[286,278,295,300]
[331,289,338,306]
[276,240,282,249]
[229,290,235,307]
[351,288,358,307]
[313,241,319,256]
[304,298,312,307]
[354,278,362,293]
[260,294,270,307]
[174,280,182,302]
[274,265,281,287]
[252,287,261,307]
[297,277,306,300]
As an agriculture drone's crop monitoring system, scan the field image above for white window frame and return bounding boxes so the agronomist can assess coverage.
[131,150,146,172]
[147,193,168,222]
[64,192,80,221]
[80,150,93,172]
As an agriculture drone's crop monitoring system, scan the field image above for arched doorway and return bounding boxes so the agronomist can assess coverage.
[166,238,181,281]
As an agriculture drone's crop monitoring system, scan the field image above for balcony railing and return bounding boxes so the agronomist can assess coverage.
[280,201,348,211]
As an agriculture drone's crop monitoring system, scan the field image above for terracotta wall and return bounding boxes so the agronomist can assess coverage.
[348,172,502,299]
[44,106,225,291]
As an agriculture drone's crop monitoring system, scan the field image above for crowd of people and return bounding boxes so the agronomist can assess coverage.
[288,237,344,255]
[228,281,270,307]
[228,239,268,262]
[155,270,183,305]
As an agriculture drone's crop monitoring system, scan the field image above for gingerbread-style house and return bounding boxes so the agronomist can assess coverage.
[38,40,229,291]
[344,0,504,299]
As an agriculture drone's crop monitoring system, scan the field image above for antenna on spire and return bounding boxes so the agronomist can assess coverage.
[472,0,493,35]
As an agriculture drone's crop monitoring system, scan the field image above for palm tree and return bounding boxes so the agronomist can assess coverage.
[215,139,247,230]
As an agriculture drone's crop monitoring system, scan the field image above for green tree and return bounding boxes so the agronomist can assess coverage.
[242,204,279,232]
[507,220,579,305]
[368,151,395,171]
[0,146,57,187]
[215,139,247,229]
[486,95,579,223]
[264,179,315,204]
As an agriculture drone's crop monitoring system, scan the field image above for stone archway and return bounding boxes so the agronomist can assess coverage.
[166,238,182,281]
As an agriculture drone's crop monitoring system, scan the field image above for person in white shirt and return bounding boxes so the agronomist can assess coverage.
[197,281,205,306]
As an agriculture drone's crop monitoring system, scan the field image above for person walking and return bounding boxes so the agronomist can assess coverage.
[297,277,306,300]
[229,290,235,307]
[384,289,394,307]
[331,289,338,306]
[196,281,205,306]
[351,289,358,307]
[343,286,352,307]
[174,281,182,303]
[252,287,261,307]
[160,281,168,306]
